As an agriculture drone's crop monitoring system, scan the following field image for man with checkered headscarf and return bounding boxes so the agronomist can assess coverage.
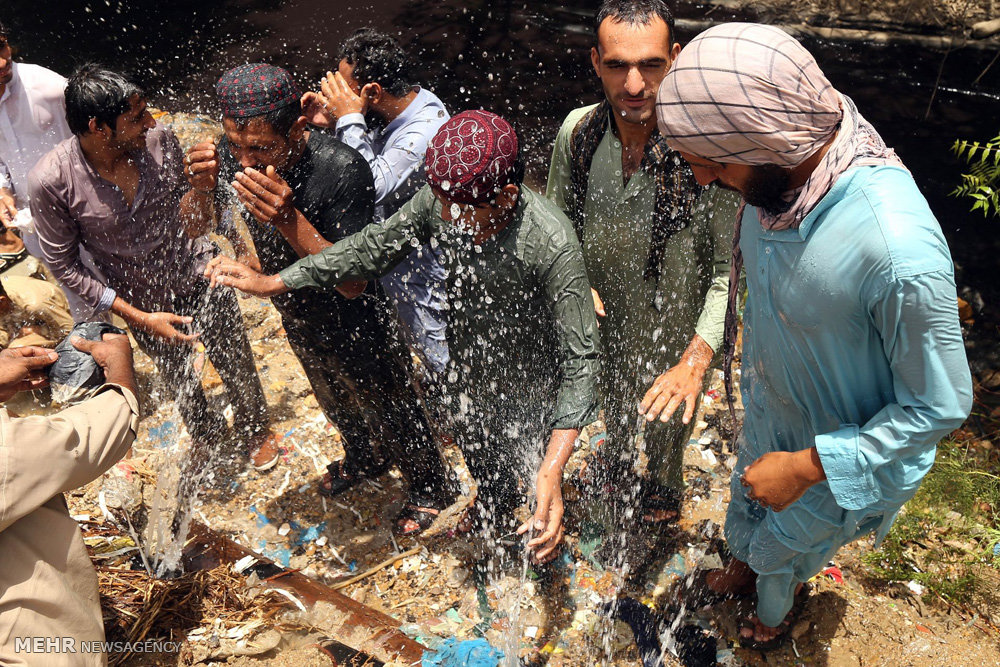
[205,110,601,567]
[649,23,971,648]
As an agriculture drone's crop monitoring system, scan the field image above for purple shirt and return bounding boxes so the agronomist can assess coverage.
[28,124,214,313]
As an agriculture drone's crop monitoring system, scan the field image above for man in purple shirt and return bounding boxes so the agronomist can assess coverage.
[28,65,281,472]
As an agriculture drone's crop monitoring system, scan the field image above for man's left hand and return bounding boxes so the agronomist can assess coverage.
[517,471,565,564]
[318,71,373,120]
[233,166,296,227]
[741,448,825,512]
[0,346,58,401]
[639,335,714,425]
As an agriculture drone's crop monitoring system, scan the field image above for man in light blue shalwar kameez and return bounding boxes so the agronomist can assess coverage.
[646,23,973,648]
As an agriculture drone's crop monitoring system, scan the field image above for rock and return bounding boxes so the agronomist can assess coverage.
[971,18,1000,39]
[447,567,469,588]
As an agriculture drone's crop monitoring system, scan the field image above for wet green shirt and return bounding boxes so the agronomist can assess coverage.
[546,104,738,485]
[280,185,601,432]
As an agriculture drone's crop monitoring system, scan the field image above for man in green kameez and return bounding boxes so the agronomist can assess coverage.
[547,0,738,533]
[205,110,600,565]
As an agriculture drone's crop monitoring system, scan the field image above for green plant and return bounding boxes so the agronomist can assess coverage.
[951,134,1000,218]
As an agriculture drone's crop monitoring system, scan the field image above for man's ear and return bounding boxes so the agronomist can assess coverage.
[289,115,309,143]
[87,117,107,136]
[496,183,520,210]
[361,82,381,106]
[590,46,601,78]
[670,41,681,62]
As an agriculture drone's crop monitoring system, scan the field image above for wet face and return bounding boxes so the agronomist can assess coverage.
[432,187,515,238]
[0,35,14,87]
[679,152,792,214]
[222,116,297,172]
[110,95,155,152]
[591,16,680,127]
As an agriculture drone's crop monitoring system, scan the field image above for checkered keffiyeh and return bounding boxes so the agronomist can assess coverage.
[656,23,906,421]
[216,63,302,119]
[425,110,519,205]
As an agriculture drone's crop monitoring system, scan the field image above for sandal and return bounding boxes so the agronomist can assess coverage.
[393,495,444,537]
[319,459,387,498]
[640,482,682,524]
[737,582,811,651]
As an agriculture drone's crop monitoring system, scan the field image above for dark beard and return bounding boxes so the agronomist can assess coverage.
[743,164,793,215]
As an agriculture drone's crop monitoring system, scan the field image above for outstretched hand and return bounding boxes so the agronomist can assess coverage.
[204,255,288,297]
[517,470,565,564]
[0,346,58,401]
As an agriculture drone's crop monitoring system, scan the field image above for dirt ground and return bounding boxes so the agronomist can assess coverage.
[56,274,1000,666]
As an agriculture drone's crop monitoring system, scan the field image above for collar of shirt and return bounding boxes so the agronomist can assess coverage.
[380,87,432,139]
[68,135,152,212]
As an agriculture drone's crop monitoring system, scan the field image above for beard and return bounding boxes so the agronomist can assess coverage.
[739,164,793,215]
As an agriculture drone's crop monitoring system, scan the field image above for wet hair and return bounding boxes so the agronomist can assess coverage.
[595,0,676,49]
[228,103,300,138]
[339,28,412,98]
[65,65,145,136]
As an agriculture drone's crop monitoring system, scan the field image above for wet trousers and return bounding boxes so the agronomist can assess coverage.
[283,317,454,503]
[131,281,269,447]
[725,441,885,627]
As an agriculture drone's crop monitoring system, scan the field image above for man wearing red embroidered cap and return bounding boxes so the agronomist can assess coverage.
[205,110,601,564]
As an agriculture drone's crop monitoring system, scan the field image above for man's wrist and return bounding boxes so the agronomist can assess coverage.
[796,447,827,485]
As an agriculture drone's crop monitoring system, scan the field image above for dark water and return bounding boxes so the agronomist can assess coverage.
[8,0,1000,321]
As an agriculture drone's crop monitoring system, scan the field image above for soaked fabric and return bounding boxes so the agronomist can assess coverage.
[548,104,738,489]
[730,166,972,626]
[424,111,519,205]
[279,185,600,529]
[335,87,451,374]
[218,130,451,499]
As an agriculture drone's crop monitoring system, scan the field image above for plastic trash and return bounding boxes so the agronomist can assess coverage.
[421,637,504,667]
[49,322,127,405]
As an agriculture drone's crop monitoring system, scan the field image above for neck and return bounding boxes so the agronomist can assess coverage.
[788,131,839,190]
[377,88,419,124]
[78,134,128,172]
[611,111,655,149]
[473,208,516,245]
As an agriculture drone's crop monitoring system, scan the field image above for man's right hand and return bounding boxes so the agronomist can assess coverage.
[0,188,17,227]
[185,139,219,193]
[204,255,289,297]
[71,333,137,394]
[0,346,58,401]
[137,312,199,344]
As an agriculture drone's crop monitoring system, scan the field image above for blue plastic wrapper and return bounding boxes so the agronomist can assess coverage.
[421,637,503,667]
[49,322,127,405]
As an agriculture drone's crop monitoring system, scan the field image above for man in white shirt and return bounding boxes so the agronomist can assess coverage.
[0,21,99,320]
[303,28,450,376]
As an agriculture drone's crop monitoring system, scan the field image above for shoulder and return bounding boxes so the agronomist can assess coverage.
[518,188,582,256]
[307,131,373,185]
[556,104,600,139]
[28,138,75,191]
[822,166,953,280]
[16,63,66,97]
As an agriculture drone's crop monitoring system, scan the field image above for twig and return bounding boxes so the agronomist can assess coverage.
[973,49,1000,86]
[331,546,421,591]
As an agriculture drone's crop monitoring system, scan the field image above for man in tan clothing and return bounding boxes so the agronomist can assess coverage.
[0,274,74,348]
[0,334,139,666]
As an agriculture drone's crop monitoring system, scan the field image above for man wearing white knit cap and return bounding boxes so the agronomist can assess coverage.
[647,22,971,648]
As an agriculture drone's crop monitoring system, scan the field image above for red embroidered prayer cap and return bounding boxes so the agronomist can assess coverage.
[425,110,519,205]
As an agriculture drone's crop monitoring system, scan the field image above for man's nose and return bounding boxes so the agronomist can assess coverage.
[690,165,717,186]
[239,154,257,169]
[625,67,644,96]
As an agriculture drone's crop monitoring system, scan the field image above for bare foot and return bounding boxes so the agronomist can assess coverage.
[705,558,757,596]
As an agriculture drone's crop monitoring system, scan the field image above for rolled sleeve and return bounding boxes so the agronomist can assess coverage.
[814,423,878,509]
